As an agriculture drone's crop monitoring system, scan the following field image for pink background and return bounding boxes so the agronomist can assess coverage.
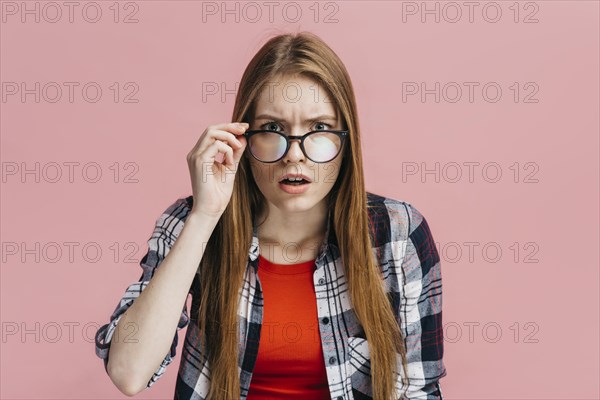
[1,1,599,399]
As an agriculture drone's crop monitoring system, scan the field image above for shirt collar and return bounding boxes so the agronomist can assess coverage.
[248,207,338,268]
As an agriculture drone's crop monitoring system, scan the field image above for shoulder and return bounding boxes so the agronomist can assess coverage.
[152,195,194,244]
[369,192,441,281]
[366,192,442,297]
[366,191,428,246]
[159,195,194,220]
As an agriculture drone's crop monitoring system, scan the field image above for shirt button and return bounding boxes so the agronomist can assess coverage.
[337,397,344,400]
[318,278,325,285]
[322,317,329,324]
[329,356,336,364]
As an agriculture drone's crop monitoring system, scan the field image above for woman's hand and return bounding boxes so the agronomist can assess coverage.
[186,122,249,219]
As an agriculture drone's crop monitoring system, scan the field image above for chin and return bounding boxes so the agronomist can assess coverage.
[276,197,315,209]
[265,191,310,206]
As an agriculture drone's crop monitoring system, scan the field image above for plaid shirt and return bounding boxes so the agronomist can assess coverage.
[95,191,447,399]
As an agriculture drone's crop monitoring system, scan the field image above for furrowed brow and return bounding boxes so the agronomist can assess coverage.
[255,113,337,123]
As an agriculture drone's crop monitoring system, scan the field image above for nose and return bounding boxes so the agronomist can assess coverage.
[283,133,305,163]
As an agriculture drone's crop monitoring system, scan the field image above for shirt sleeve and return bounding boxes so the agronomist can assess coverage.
[397,203,447,399]
[94,196,193,390]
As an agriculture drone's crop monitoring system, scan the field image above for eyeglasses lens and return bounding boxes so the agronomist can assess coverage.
[249,131,341,162]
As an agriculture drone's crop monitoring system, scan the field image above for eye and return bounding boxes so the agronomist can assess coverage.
[261,120,284,131]
[314,121,332,131]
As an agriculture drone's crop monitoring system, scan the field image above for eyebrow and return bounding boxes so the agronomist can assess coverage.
[254,113,337,123]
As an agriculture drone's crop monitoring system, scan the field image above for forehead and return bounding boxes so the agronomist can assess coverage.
[254,74,337,118]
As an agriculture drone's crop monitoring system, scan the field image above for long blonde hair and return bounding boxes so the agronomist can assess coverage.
[196,31,410,400]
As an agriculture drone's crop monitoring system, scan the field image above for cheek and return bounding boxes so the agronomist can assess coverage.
[249,162,275,188]
[316,161,342,187]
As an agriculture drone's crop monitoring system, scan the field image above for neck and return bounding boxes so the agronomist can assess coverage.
[256,201,329,263]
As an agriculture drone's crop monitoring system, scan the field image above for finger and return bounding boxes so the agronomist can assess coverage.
[193,140,223,179]
[213,130,244,148]
[203,139,228,161]
[232,135,247,163]
[211,140,235,165]
[191,122,247,155]
[215,140,235,170]
[210,122,249,136]
[225,146,236,170]
[197,128,245,155]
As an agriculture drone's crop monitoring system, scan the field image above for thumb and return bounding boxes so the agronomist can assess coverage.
[232,135,247,163]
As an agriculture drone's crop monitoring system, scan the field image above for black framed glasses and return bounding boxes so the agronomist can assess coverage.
[243,129,349,163]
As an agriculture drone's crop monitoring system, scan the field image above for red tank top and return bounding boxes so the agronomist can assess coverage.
[246,254,331,399]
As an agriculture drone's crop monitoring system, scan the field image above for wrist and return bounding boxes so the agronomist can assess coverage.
[188,209,223,225]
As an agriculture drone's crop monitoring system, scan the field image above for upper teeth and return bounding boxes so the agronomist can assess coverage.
[286,177,303,181]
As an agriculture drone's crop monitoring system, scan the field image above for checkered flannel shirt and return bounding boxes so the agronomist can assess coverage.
[95,191,447,399]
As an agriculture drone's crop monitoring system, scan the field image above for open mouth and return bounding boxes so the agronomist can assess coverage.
[280,178,310,186]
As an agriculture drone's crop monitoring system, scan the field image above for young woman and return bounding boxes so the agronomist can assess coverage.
[95,31,447,400]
